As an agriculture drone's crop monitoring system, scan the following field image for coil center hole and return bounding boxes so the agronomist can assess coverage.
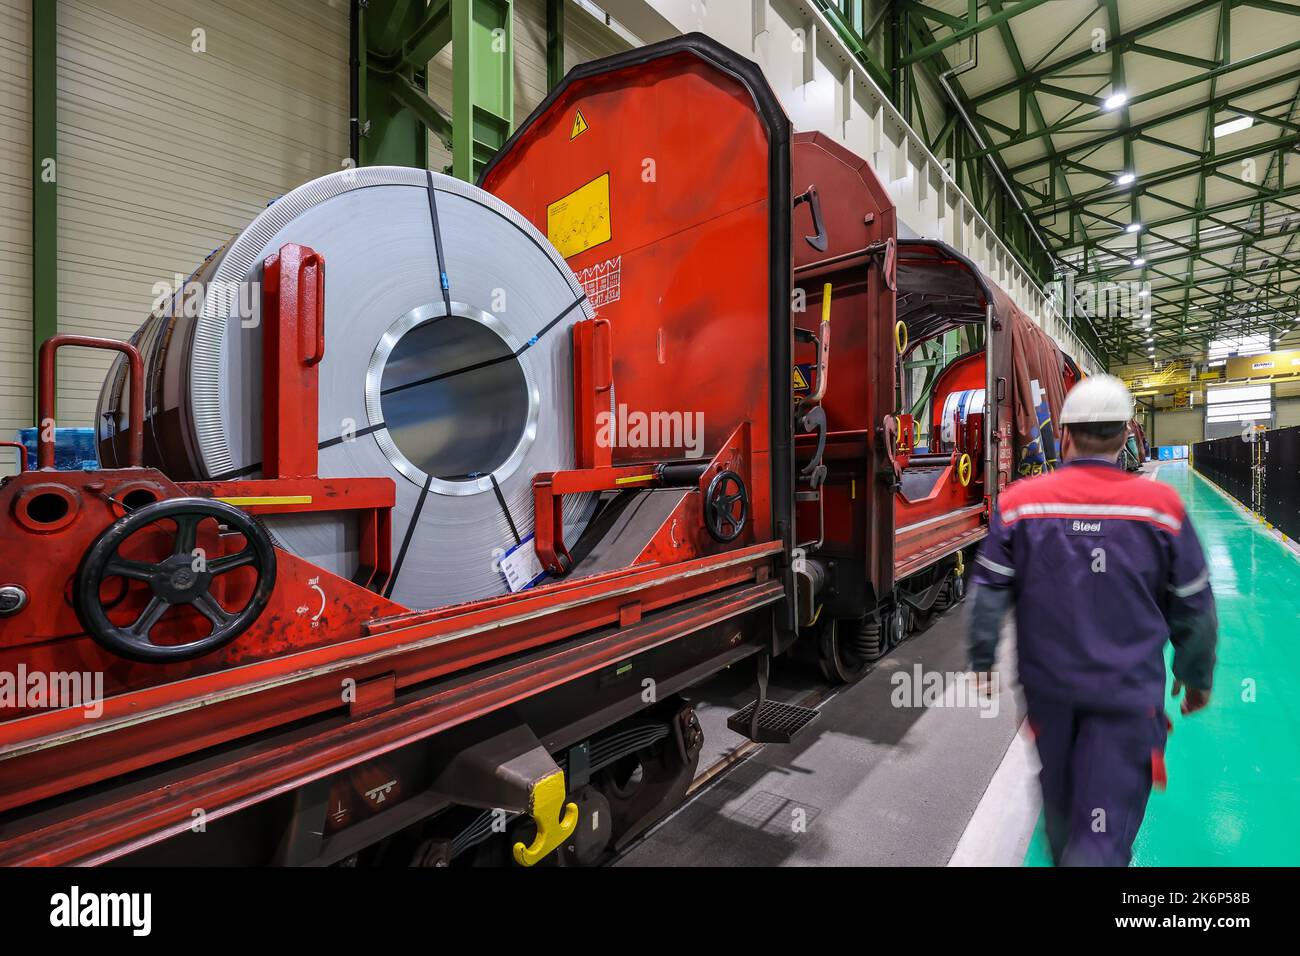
[379,314,530,483]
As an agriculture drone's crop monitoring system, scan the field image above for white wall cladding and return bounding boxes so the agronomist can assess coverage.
[428,0,631,173]
[0,0,31,467]
[564,1,633,69]
[604,0,1102,372]
[54,0,349,429]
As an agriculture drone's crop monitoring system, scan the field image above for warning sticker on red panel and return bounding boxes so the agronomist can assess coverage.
[576,256,622,309]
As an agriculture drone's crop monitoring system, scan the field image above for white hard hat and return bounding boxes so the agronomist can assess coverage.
[1059,374,1134,425]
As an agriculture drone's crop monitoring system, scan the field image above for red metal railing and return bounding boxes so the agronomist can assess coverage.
[37,335,144,469]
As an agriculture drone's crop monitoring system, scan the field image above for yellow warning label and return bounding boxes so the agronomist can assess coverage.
[547,173,611,259]
[792,366,810,391]
[570,109,589,140]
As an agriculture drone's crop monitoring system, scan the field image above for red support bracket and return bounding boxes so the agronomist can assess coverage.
[533,423,756,576]
[573,317,613,469]
[262,243,325,480]
[534,464,666,574]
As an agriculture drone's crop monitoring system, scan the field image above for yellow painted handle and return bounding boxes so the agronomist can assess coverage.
[958,453,972,487]
[895,320,908,354]
[511,771,579,867]
[821,282,833,324]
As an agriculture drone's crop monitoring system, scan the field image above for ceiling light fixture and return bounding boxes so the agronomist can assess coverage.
[1213,115,1253,138]
[1116,172,1137,186]
[1132,257,1146,266]
[1126,222,1143,233]
[1104,91,1129,110]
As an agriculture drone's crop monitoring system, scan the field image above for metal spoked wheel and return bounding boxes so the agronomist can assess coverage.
[704,469,748,543]
[74,497,277,664]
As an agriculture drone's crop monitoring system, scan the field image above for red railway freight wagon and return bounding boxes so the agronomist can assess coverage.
[0,34,1075,866]
[481,39,1080,686]
[784,131,1079,679]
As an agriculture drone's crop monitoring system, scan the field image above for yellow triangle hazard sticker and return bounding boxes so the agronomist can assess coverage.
[570,109,589,140]
[792,366,809,390]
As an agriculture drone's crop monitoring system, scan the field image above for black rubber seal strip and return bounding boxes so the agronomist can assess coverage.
[385,471,434,598]
[490,473,522,545]
[426,170,453,318]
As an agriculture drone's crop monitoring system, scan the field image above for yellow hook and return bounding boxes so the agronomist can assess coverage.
[511,770,579,867]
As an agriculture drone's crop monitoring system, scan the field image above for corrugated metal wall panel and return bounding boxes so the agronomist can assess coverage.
[428,0,631,172]
[0,0,31,470]
[564,2,632,69]
[56,0,349,428]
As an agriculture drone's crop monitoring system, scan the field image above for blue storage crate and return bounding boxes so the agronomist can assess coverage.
[17,427,98,471]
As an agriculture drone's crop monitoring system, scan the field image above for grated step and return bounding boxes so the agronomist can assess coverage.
[726,699,820,743]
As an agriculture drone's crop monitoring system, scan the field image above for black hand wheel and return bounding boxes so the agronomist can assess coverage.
[704,470,748,543]
[74,497,277,664]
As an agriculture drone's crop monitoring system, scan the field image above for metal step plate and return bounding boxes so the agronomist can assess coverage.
[727,699,820,744]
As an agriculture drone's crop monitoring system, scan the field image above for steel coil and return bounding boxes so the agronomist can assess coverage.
[939,388,985,448]
[99,167,595,608]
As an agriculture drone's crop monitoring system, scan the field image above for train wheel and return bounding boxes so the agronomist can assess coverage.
[598,702,702,853]
[883,601,907,648]
[818,616,879,683]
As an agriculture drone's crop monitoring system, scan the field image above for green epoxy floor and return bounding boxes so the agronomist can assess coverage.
[1025,462,1300,866]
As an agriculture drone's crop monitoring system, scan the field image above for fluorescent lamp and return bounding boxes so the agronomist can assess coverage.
[1116,172,1137,186]
[1213,115,1253,138]
[1104,91,1129,110]
[1126,222,1143,233]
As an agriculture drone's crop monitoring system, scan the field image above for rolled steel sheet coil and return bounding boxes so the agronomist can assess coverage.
[939,388,985,448]
[98,167,595,608]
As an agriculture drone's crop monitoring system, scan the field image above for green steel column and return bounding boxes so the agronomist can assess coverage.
[361,0,430,168]
[546,0,564,91]
[452,0,513,181]
[31,0,57,421]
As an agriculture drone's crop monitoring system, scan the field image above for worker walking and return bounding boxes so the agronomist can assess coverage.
[967,375,1217,866]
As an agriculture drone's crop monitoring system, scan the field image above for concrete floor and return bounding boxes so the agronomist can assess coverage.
[617,606,1024,866]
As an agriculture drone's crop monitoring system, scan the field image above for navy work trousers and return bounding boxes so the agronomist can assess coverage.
[1023,687,1167,866]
